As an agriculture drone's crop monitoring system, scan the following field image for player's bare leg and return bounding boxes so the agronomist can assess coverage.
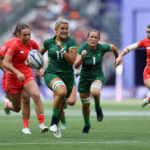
[5,93,21,113]
[60,86,77,129]
[49,79,67,133]
[90,80,103,121]
[66,86,77,106]
[23,80,48,133]
[21,90,31,134]
[80,93,91,133]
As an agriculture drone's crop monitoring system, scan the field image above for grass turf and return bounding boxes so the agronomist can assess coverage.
[0,99,150,150]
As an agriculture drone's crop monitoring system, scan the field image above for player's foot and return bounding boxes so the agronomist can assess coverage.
[142,98,149,107]
[96,108,103,121]
[39,123,48,133]
[4,99,10,115]
[49,124,57,132]
[53,127,62,138]
[21,128,32,135]
[82,125,91,133]
[61,123,67,130]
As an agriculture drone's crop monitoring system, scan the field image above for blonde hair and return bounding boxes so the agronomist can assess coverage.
[55,17,69,29]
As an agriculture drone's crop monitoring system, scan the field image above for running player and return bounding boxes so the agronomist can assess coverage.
[115,25,150,107]
[39,17,77,138]
[3,23,48,133]
[0,22,33,134]
[74,30,118,133]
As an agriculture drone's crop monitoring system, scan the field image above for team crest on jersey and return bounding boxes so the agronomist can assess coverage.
[19,50,24,54]
[146,47,150,49]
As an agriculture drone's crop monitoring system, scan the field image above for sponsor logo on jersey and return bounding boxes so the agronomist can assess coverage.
[29,77,34,80]
[20,50,24,54]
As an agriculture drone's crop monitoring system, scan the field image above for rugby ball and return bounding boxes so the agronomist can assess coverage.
[27,49,43,69]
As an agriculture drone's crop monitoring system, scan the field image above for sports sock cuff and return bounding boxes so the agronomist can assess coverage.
[53,109,61,118]
[37,114,44,124]
[23,119,29,128]
[95,104,101,110]
[84,118,90,126]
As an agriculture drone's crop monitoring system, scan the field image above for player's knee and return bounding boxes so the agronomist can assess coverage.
[22,97,30,105]
[83,103,90,109]
[31,93,41,103]
[58,89,67,98]
[14,106,21,113]
[90,89,99,97]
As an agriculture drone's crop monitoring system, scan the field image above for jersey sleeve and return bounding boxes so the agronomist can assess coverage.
[77,45,84,56]
[102,44,111,52]
[68,38,78,49]
[137,39,145,48]
[6,45,17,57]
[0,45,6,57]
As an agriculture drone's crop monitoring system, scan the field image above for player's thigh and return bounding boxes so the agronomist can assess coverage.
[67,85,77,104]
[79,93,90,99]
[23,80,40,98]
[90,79,103,95]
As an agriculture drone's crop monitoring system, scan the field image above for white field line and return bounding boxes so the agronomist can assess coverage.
[0,140,141,146]
[0,110,150,116]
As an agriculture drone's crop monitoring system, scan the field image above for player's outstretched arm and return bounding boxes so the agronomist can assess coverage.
[115,43,139,67]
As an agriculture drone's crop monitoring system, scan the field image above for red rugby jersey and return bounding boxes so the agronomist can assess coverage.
[6,38,39,76]
[138,38,150,66]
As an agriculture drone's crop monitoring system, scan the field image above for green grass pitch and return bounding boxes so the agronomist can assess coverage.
[0,99,150,150]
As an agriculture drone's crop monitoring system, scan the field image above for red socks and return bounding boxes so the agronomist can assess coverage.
[37,114,44,124]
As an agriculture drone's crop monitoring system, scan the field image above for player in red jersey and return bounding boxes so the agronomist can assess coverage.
[115,25,150,107]
[3,23,48,133]
[0,23,33,134]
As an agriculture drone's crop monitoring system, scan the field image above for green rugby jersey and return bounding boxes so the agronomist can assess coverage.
[43,36,77,73]
[78,42,112,77]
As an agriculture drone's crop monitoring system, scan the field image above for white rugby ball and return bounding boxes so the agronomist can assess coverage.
[27,49,43,69]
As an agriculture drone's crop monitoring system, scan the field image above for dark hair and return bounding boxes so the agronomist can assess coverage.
[87,30,100,39]
[12,22,30,36]
[147,25,150,28]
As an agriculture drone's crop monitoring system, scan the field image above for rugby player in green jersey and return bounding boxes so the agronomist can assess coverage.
[74,30,118,133]
[39,18,77,138]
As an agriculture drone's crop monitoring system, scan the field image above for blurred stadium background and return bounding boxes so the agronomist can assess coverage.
[0,0,150,101]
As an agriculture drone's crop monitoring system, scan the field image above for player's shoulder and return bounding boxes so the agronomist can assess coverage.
[44,38,53,44]
[4,37,18,47]
[98,42,111,49]
[141,38,149,43]
[79,42,87,49]
[98,42,109,47]
[9,38,20,47]
[67,36,75,41]
[29,39,38,45]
